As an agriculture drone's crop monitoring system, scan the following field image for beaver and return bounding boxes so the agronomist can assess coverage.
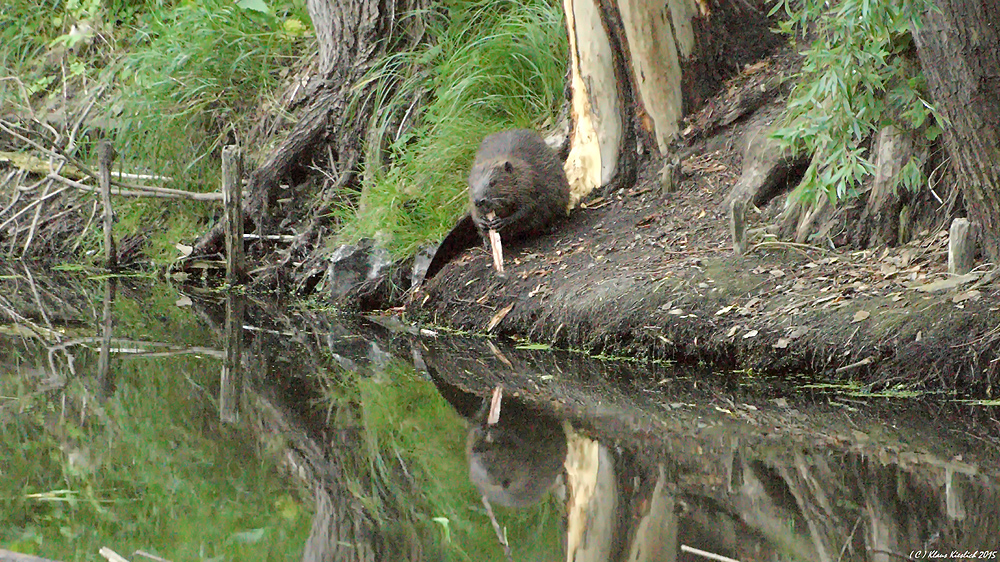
[468,129,570,244]
[418,130,569,283]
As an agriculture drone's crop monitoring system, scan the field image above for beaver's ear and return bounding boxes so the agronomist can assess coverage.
[503,160,513,173]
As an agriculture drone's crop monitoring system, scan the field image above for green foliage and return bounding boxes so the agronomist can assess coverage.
[107,0,311,190]
[769,0,939,204]
[336,0,568,257]
[1,0,311,265]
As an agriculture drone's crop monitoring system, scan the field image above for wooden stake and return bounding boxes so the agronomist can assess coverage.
[948,217,977,275]
[222,145,245,285]
[730,198,747,255]
[97,140,117,270]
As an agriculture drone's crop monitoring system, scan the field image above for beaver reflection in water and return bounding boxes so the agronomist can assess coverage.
[466,398,567,508]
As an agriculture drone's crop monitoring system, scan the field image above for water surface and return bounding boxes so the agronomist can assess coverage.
[2,271,998,562]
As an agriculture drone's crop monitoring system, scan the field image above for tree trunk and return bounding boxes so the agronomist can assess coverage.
[913,0,1000,260]
[855,126,915,248]
[563,0,780,205]
[193,0,428,258]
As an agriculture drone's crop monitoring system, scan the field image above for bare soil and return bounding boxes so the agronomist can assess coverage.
[409,58,1000,396]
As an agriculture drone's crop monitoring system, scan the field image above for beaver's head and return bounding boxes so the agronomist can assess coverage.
[469,159,519,217]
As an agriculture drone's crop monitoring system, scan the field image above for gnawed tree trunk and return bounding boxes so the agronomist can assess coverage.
[913,0,1000,260]
[563,0,780,206]
[855,126,916,248]
[193,0,429,263]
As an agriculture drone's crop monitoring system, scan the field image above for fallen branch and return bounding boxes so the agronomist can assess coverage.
[1,119,173,192]
[0,548,64,562]
[680,544,741,562]
[47,173,223,202]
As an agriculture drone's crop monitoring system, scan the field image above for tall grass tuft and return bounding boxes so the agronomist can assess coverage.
[107,0,310,190]
[336,0,568,257]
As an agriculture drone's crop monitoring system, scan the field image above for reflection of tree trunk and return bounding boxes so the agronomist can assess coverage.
[565,435,618,562]
[249,390,378,562]
[625,465,678,562]
[862,465,904,562]
[235,320,380,562]
[97,279,116,398]
[302,486,376,562]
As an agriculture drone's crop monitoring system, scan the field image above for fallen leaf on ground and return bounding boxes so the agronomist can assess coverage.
[852,310,870,323]
[773,338,790,349]
[913,273,978,293]
[486,303,514,332]
[953,290,981,303]
[486,340,513,368]
[743,329,758,339]
[175,295,193,307]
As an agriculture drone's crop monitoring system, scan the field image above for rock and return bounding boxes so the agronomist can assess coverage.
[325,238,391,299]
[410,243,437,288]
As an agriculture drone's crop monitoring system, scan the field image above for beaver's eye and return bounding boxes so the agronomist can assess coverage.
[488,178,496,187]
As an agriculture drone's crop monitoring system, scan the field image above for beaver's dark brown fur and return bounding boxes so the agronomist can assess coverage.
[468,129,570,242]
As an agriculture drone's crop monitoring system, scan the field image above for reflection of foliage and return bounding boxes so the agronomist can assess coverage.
[0,283,310,561]
[319,360,562,560]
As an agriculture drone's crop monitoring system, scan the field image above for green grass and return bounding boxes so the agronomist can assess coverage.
[334,0,568,257]
[106,0,310,187]
[1,0,311,265]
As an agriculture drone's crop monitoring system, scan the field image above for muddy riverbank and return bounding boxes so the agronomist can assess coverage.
[407,107,1000,396]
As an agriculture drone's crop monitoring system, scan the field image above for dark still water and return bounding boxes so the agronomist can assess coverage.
[2,271,998,562]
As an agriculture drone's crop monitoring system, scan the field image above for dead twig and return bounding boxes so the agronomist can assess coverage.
[22,179,55,255]
[481,496,513,562]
